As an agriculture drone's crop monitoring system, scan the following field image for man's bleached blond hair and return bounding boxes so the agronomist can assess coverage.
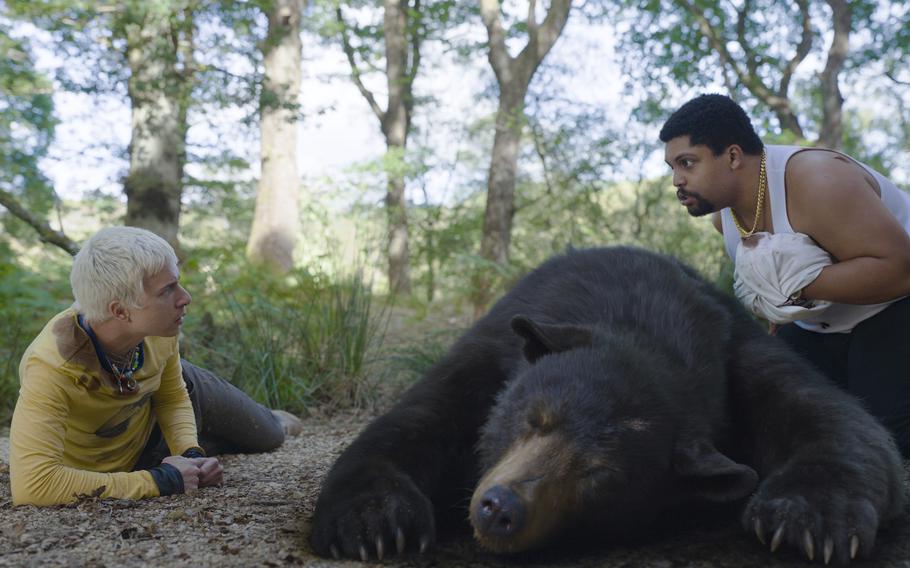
[71,227,177,323]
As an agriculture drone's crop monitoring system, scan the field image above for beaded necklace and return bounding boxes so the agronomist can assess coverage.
[76,313,143,395]
[105,345,141,394]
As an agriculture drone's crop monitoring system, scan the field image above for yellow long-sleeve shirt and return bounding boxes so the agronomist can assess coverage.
[10,308,200,506]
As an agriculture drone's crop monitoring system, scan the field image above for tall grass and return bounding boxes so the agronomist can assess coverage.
[181,266,386,414]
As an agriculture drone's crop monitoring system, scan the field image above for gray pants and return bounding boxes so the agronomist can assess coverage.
[133,360,285,469]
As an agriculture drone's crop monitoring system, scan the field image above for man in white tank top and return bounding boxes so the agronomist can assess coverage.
[659,94,910,457]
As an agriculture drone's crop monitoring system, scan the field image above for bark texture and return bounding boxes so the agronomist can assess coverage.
[247,0,304,272]
[382,0,413,295]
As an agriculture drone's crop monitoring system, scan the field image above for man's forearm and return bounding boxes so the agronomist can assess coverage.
[803,257,910,304]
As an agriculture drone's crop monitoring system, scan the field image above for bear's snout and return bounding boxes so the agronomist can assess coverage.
[470,432,579,553]
[474,485,526,538]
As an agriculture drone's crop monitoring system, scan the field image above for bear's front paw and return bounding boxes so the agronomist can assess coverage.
[742,489,879,565]
[309,471,436,561]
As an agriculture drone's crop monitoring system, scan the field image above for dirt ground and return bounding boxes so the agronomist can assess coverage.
[2,415,910,568]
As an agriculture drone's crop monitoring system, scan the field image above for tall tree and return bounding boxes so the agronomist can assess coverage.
[8,1,197,247]
[473,0,572,311]
[246,0,303,271]
[120,1,195,247]
[615,0,882,150]
[336,0,428,294]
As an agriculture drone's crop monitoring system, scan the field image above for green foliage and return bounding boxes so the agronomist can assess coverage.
[612,0,909,160]
[178,254,386,414]
[0,21,57,234]
[0,244,72,423]
[408,197,485,303]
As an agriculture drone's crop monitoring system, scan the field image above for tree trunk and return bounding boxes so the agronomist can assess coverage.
[337,0,418,295]
[247,0,303,272]
[123,7,186,248]
[382,0,412,294]
[473,0,572,313]
[480,90,525,268]
[817,0,850,150]
[385,166,411,294]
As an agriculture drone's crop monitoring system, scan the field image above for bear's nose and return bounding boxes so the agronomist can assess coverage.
[475,485,526,537]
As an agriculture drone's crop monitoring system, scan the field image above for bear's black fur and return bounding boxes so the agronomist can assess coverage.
[310,247,905,564]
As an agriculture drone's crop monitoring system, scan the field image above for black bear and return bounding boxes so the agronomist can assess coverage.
[310,247,905,564]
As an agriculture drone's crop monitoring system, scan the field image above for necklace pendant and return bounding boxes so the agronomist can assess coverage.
[121,370,138,392]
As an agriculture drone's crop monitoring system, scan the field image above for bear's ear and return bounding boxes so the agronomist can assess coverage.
[510,315,594,363]
[672,439,758,504]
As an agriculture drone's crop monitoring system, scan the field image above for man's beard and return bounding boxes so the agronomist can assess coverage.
[678,189,715,217]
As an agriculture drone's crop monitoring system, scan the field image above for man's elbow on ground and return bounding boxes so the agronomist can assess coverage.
[11,485,71,507]
[10,475,106,507]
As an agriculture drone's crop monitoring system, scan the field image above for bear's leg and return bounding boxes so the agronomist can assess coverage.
[309,338,517,560]
[728,332,905,565]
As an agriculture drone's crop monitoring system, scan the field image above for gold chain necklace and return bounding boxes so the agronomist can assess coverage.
[731,149,767,238]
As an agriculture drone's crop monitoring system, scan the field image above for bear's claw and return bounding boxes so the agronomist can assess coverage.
[770,523,784,552]
[396,526,406,554]
[310,471,436,561]
[802,529,814,561]
[754,518,765,545]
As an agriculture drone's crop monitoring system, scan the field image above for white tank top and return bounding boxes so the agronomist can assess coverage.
[721,145,910,333]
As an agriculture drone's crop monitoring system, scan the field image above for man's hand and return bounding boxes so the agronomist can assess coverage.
[191,457,224,487]
[162,456,202,494]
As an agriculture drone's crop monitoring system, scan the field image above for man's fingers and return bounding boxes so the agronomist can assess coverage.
[200,461,224,487]
[200,458,220,474]
[190,458,223,487]
[184,478,199,494]
[181,464,201,494]
[203,470,224,487]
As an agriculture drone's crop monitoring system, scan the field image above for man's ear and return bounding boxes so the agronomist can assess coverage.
[108,301,130,322]
[672,438,758,504]
[726,144,745,171]
[510,315,593,363]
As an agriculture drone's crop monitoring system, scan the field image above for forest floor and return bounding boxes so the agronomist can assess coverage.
[2,308,910,567]
[2,414,910,568]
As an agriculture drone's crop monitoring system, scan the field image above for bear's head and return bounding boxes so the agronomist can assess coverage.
[469,315,758,554]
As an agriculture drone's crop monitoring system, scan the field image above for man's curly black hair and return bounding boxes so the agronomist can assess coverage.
[659,94,764,156]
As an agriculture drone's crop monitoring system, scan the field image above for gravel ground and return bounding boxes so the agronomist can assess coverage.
[2,415,909,568]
